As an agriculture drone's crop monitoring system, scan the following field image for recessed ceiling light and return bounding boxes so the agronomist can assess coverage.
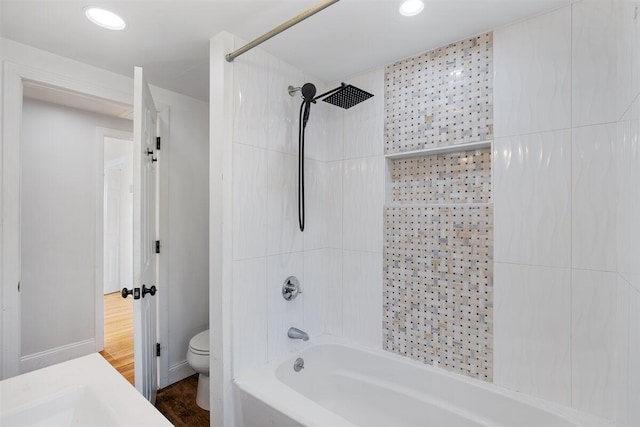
[84,7,126,30]
[399,0,424,16]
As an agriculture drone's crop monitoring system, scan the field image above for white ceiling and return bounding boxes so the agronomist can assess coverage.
[0,0,569,102]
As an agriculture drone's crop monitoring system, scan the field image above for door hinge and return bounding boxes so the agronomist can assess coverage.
[156,343,161,357]
[156,136,161,150]
[155,240,160,254]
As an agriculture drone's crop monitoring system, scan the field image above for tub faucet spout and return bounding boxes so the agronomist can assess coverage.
[288,327,309,341]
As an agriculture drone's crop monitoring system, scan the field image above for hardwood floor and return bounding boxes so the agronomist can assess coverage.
[99,291,134,385]
[155,374,210,427]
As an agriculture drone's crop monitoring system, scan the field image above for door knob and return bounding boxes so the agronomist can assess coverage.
[142,284,157,297]
[122,287,140,300]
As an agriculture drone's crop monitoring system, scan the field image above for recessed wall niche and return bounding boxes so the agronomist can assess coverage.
[383,33,494,381]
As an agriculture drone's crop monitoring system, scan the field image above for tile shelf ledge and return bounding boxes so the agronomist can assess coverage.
[384,140,492,159]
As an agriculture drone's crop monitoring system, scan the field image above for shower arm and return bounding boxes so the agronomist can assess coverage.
[288,83,346,102]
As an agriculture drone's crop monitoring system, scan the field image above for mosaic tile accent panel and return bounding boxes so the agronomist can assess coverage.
[390,148,491,204]
[383,205,493,380]
[384,33,493,154]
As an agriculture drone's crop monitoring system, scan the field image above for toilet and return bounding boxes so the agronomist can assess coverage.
[186,329,210,410]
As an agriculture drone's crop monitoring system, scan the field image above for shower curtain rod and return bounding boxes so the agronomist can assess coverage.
[225,0,340,62]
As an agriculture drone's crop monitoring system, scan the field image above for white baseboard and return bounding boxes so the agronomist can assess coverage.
[20,339,95,374]
[168,360,195,386]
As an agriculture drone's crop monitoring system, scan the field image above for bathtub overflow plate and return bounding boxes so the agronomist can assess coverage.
[294,357,304,372]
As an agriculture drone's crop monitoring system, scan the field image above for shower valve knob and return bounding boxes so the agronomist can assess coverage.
[282,276,301,301]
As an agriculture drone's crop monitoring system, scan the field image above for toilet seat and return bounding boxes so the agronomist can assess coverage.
[189,330,209,356]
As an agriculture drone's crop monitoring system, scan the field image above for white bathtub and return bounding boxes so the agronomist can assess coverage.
[235,337,611,427]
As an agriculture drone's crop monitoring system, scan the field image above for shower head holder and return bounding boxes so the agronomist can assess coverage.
[288,85,301,97]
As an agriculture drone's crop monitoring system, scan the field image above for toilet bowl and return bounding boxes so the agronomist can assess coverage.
[186,329,209,410]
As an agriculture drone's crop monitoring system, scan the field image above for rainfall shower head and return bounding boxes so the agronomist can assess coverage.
[321,84,374,109]
[288,82,374,109]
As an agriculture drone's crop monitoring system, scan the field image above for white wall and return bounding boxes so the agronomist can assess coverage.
[104,137,133,295]
[492,1,640,423]
[20,98,132,368]
[159,81,210,384]
[1,37,209,385]
[227,37,329,378]
[330,69,385,349]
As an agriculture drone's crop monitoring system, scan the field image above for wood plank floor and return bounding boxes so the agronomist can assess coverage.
[99,291,134,385]
[155,374,210,427]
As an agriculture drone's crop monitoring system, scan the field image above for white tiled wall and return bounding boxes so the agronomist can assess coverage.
[493,6,571,137]
[232,143,268,261]
[229,36,385,379]
[342,156,385,252]
[493,1,640,422]
[618,89,640,427]
[629,285,640,426]
[614,93,640,427]
[571,0,618,127]
[266,253,305,360]
[339,68,385,348]
[233,47,269,150]
[267,150,303,255]
[344,69,384,159]
[571,269,618,419]
[230,38,330,377]
[493,130,571,268]
[494,263,571,405]
[232,257,267,376]
[342,250,383,348]
[614,275,630,426]
[572,124,617,272]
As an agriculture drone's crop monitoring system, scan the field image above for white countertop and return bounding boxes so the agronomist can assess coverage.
[0,353,173,427]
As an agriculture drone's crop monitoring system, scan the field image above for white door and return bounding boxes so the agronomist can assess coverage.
[132,67,159,402]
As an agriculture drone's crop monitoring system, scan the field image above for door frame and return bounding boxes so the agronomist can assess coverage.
[96,128,134,352]
[0,61,169,382]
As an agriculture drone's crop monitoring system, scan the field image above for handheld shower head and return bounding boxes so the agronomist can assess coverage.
[300,83,316,127]
[301,83,316,100]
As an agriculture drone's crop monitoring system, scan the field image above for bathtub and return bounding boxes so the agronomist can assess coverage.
[235,337,611,427]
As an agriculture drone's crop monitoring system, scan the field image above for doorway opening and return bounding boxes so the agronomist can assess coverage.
[100,135,134,384]
[18,81,134,378]
[5,67,168,400]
